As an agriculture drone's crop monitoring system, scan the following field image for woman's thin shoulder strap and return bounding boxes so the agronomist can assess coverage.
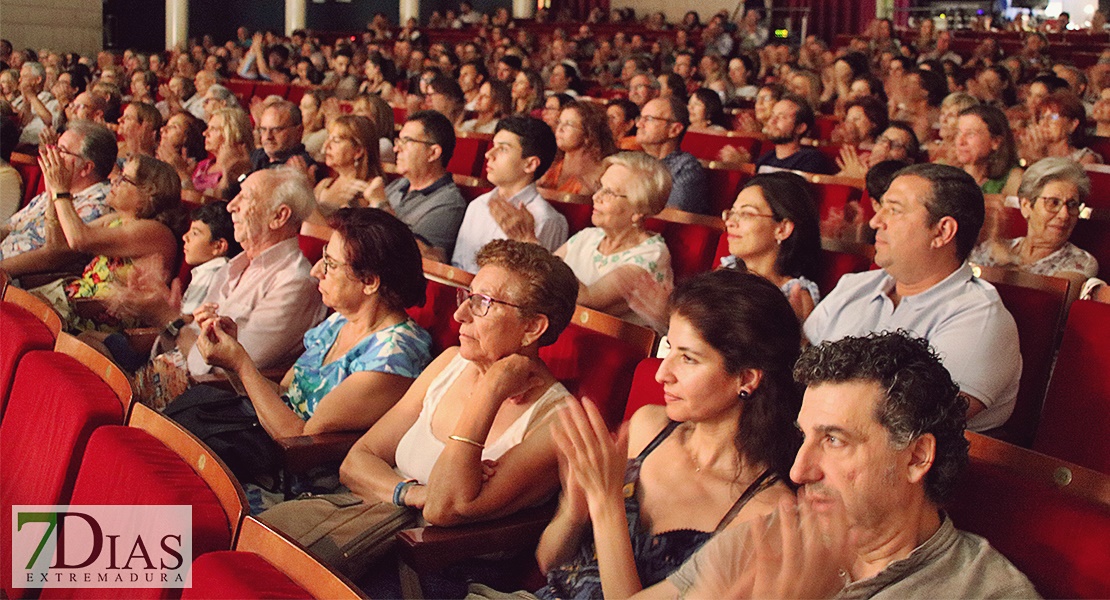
[713,469,779,534]
[634,420,681,462]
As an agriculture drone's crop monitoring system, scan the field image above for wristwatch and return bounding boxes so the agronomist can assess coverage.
[164,317,188,337]
[52,192,73,201]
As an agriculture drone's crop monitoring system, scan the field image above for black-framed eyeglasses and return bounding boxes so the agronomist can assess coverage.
[395,136,437,148]
[48,145,85,161]
[722,208,776,222]
[112,173,140,188]
[1035,196,1084,215]
[456,288,525,317]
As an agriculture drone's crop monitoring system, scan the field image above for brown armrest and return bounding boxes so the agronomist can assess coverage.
[394,501,556,575]
[19,269,81,289]
[123,327,161,355]
[275,431,362,474]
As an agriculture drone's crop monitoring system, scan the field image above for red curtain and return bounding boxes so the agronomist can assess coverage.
[785,0,876,44]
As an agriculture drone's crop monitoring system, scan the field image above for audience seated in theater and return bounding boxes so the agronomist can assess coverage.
[838,121,920,179]
[607,98,640,151]
[36,154,184,330]
[0,111,22,223]
[451,115,567,273]
[928,92,979,164]
[260,239,578,582]
[157,75,204,120]
[636,97,710,215]
[628,71,660,109]
[891,68,946,145]
[555,152,672,324]
[726,56,759,104]
[635,331,1037,599]
[118,101,162,164]
[459,59,487,112]
[298,89,328,162]
[477,270,801,599]
[538,100,616,195]
[367,110,466,262]
[1018,91,1103,166]
[512,69,545,116]
[196,208,433,512]
[249,101,318,178]
[970,157,1098,281]
[13,61,60,145]
[312,115,385,222]
[805,163,1020,432]
[687,88,729,134]
[754,94,836,175]
[425,73,466,128]
[541,93,573,132]
[547,63,580,98]
[1092,88,1110,137]
[134,167,327,405]
[955,104,1023,196]
[200,84,239,121]
[64,90,107,127]
[191,107,253,199]
[349,93,397,163]
[360,52,400,105]
[157,112,207,192]
[833,96,887,151]
[321,47,358,101]
[460,80,511,135]
[128,69,157,105]
[657,73,687,103]
[0,120,114,276]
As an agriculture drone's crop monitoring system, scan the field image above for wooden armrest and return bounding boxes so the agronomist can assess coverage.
[19,270,79,288]
[394,501,556,575]
[123,327,161,356]
[275,431,362,474]
[190,372,239,391]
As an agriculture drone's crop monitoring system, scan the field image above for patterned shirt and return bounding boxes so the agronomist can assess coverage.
[661,150,711,215]
[0,181,111,260]
[283,314,433,420]
[969,238,1099,279]
[562,227,671,326]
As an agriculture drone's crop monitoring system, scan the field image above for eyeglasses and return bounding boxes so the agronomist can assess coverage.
[722,208,777,222]
[49,145,85,161]
[1035,196,1084,215]
[637,114,674,125]
[875,135,908,150]
[456,288,525,317]
[595,187,628,201]
[113,173,140,188]
[395,136,436,148]
[319,243,349,276]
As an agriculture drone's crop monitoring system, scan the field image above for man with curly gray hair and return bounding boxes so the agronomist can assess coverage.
[637,331,1037,600]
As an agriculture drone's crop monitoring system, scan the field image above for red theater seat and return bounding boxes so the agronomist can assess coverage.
[645,210,725,282]
[703,161,754,216]
[447,133,493,178]
[1084,166,1110,210]
[622,357,665,422]
[546,195,595,237]
[184,517,365,600]
[9,152,45,208]
[1,334,132,599]
[1069,208,1110,279]
[406,260,473,354]
[949,433,1110,599]
[1034,299,1110,475]
[538,306,655,428]
[39,404,247,600]
[680,130,762,162]
[0,286,61,414]
[252,81,288,100]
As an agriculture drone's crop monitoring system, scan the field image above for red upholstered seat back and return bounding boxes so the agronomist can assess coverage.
[1083,167,1110,210]
[644,218,723,282]
[38,426,234,600]
[549,199,594,237]
[447,135,493,178]
[816,248,872,298]
[297,233,327,265]
[1069,217,1110,279]
[285,85,307,104]
[703,164,752,216]
[622,358,665,422]
[948,439,1110,599]
[9,153,45,208]
[223,80,254,109]
[680,131,761,162]
[1034,299,1110,474]
[810,181,864,222]
[539,323,649,428]
[0,303,56,414]
[252,81,288,100]
[1,351,126,598]
[184,552,309,600]
[406,279,463,355]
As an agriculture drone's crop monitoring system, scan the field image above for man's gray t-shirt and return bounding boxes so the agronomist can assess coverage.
[385,174,467,258]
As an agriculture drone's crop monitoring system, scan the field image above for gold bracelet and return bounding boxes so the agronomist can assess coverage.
[448,434,485,449]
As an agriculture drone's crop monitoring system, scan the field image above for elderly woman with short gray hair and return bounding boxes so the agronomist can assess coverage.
[970,157,1099,279]
[554,151,673,324]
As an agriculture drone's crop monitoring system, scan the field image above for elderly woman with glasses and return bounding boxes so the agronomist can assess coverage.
[970,157,1099,280]
[553,152,673,325]
[537,101,617,196]
[196,208,433,510]
[260,239,579,580]
[1019,91,1104,167]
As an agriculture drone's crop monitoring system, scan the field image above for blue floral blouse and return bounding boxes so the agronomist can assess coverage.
[283,314,433,420]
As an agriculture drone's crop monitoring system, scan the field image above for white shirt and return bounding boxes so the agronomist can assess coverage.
[13,91,61,145]
[450,183,568,273]
[180,256,229,315]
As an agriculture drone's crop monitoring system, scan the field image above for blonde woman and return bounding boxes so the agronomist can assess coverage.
[191,107,254,199]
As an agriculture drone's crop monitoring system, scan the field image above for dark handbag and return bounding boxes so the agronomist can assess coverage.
[163,384,283,486]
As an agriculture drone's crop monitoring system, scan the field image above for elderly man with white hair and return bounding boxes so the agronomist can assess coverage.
[13,61,61,145]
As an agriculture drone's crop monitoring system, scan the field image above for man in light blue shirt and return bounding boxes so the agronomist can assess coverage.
[804,163,1021,432]
[451,115,567,273]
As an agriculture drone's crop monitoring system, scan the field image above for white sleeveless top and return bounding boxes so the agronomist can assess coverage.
[394,353,569,484]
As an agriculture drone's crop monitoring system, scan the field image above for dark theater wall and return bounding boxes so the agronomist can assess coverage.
[189,0,284,44]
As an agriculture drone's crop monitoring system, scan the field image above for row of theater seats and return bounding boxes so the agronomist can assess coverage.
[3,248,1110,597]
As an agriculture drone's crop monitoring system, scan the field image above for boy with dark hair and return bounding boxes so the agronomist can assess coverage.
[451,115,567,273]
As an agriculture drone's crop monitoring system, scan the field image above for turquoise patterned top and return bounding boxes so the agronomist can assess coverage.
[283,314,433,420]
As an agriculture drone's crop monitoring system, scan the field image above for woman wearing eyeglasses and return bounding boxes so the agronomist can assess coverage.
[1018,91,1104,167]
[196,208,433,510]
[537,101,617,196]
[970,157,1099,280]
[260,239,579,581]
[623,172,821,329]
[553,152,672,325]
